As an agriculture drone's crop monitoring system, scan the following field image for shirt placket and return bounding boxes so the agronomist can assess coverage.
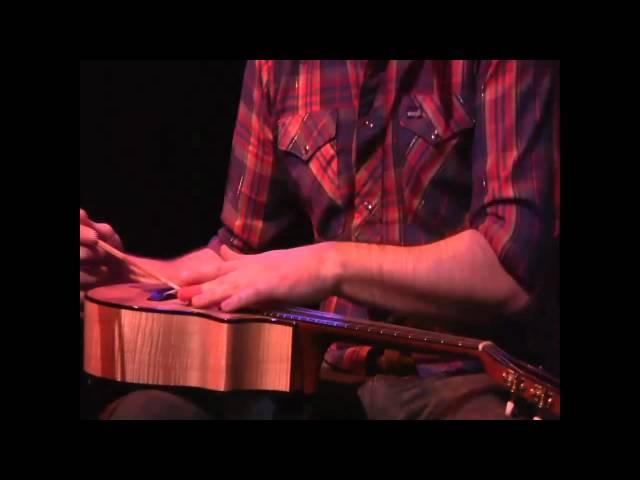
[350,61,391,244]
[352,110,384,243]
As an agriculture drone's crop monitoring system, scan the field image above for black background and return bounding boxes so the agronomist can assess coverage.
[80,60,246,258]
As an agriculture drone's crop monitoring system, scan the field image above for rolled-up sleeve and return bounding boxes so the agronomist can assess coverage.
[211,60,303,254]
[469,60,560,293]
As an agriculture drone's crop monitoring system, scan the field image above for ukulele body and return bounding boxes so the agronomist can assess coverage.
[84,283,321,394]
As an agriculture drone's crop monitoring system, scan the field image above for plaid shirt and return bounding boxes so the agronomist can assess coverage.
[213,60,560,377]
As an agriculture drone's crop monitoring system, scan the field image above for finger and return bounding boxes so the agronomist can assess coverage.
[80,265,109,288]
[80,245,104,262]
[190,276,240,308]
[80,225,98,246]
[80,270,100,288]
[178,260,238,286]
[191,290,232,308]
[219,244,244,261]
[178,270,234,303]
[80,208,92,226]
[177,284,203,302]
[94,223,122,248]
[220,287,265,311]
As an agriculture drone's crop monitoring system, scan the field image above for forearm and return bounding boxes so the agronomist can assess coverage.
[330,229,529,324]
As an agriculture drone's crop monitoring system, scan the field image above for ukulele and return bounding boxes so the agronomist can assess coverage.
[84,283,560,419]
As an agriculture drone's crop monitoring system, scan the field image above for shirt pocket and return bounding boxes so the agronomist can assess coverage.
[277,110,341,207]
[399,93,475,224]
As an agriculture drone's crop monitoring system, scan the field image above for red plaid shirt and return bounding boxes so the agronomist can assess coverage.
[212,60,560,377]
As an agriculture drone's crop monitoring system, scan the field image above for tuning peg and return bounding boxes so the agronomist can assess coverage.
[530,385,553,420]
[502,370,525,418]
[505,399,515,418]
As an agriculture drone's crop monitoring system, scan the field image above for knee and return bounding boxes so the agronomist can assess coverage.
[101,390,212,420]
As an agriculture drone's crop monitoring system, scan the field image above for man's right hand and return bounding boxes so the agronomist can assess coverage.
[81,208,226,312]
[80,209,127,308]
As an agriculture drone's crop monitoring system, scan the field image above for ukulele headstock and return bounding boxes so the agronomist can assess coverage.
[500,367,559,419]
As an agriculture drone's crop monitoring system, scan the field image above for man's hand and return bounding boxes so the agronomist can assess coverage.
[80,209,127,307]
[177,243,341,311]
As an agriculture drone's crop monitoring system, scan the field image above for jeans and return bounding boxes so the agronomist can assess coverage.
[98,373,516,420]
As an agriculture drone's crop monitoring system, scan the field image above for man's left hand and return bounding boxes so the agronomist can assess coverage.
[177,243,341,311]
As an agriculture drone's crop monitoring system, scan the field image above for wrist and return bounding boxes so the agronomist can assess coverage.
[321,242,347,296]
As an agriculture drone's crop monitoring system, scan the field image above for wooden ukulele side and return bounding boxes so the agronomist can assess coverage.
[84,284,296,393]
